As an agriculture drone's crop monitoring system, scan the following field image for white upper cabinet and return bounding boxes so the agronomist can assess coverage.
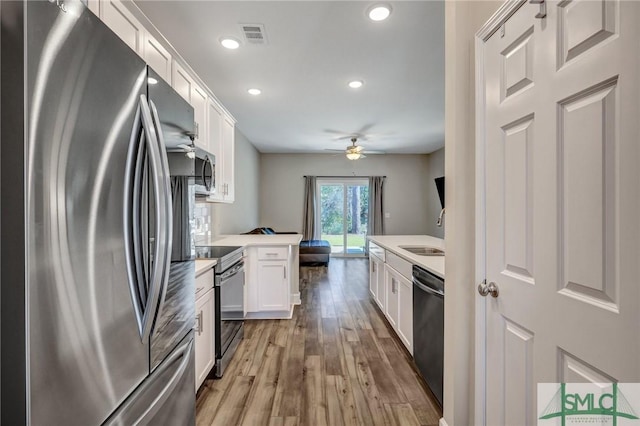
[220,117,235,203]
[206,99,235,203]
[100,0,144,55]
[191,84,208,151]
[143,32,172,83]
[171,61,192,103]
[207,99,224,202]
[171,61,208,152]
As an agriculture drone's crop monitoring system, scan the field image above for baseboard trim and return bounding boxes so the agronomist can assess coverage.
[292,293,301,305]
[439,417,449,426]
[244,306,293,320]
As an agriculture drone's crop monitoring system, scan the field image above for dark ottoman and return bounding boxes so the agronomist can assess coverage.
[299,240,331,266]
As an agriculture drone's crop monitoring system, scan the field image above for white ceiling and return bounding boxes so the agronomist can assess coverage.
[135,1,445,154]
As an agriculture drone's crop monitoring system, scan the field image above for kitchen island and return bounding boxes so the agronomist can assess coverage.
[199,234,303,319]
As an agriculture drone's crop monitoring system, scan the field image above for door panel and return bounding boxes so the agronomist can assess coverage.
[558,0,617,66]
[26,3,149,424]
[558,79,618,310]
[483,1,640,424]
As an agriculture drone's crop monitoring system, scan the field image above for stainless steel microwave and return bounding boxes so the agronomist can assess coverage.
[194,152,215,196]
[167,148,216,197]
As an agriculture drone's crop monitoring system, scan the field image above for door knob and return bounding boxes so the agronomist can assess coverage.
[478,280,499,298]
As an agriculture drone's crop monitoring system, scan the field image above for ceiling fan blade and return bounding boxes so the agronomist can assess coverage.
[324,128,350,135]
[356,123,375,135]
[325,149,347,152]
[362,150,385,154]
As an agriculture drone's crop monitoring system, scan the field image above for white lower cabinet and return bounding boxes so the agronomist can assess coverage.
[370,250,414,354]
[369,255,378,299]
[384,264,400,329]
[246,246,292,314]
[257,261,289,311]
[370,254,384,309]
[194,284,215,391]
[397,272,413,354]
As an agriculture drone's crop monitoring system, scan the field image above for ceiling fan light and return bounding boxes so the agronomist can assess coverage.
[346,152,362,160]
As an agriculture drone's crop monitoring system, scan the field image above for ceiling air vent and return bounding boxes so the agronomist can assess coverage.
[240,23,267,45]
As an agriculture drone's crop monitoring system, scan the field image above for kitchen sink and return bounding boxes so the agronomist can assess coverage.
[399,246,445,256]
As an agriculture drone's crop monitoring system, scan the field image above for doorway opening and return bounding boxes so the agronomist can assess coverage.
[316,179,369,257]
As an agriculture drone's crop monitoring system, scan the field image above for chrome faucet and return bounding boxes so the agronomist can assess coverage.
[436,208,445,227]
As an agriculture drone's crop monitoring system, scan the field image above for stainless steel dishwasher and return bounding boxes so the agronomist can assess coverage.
[412,265,444,407]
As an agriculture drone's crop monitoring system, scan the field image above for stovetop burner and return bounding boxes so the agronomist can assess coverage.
[196,245,242,259]
[195,245,244,273]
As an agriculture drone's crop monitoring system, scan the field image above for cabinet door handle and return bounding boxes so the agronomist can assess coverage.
[284,267,287,280]
[195,311,203,335]
[392,278,397,294]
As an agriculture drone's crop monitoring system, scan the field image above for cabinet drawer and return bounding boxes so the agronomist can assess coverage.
[386,251,412,280]
[195,268,214,299]
[257,246,288,260]
[369,242,385,262]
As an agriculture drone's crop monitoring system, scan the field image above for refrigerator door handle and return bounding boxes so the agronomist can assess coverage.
[124,102,149,338]
[140,94,169,342]
[149,99,173,315]
[124,94,167,342]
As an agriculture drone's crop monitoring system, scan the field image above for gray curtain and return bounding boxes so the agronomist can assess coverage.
[367,176,385,238]
[302,176,317,240]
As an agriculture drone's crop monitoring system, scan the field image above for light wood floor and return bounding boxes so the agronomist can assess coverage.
[196,258,442,426]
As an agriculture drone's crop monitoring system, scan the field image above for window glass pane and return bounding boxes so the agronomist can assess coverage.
[320,184,344,254]
[346,184,368,255]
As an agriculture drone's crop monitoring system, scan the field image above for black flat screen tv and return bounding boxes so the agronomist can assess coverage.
[435,176,445,209]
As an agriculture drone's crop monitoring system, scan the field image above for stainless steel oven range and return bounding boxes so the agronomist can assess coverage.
[195,245,245,377]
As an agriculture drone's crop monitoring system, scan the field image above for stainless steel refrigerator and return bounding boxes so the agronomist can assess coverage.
[1,1,197,424]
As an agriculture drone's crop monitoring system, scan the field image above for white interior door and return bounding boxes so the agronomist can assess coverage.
[481,1,640,424]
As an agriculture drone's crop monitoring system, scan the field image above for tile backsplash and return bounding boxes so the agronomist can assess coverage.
[194,202,213,245]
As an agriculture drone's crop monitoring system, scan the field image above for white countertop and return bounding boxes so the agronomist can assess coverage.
[199,234,304,247]
[195,259,217,276]
[367,235,445,278]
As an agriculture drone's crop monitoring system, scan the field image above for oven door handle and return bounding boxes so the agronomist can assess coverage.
[220,262,244,281]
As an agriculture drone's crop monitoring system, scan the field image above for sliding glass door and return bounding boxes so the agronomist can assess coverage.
[317,179,369,257]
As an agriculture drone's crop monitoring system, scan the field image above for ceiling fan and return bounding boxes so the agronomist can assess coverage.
[325,137,383,160]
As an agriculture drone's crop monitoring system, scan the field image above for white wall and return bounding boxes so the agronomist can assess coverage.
[425,147,445,238]
[443,2,501,426]
[259,153,438,235]
[194,128,260,243]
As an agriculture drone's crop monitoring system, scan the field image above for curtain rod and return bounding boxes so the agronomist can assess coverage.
[303,175,386,178]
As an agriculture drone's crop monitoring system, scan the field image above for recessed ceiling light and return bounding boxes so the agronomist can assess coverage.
[367,4,392,21]
[147,77,158,85]
[247,88,261,96]
[220,37,240,50]
[348,80,364,89]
